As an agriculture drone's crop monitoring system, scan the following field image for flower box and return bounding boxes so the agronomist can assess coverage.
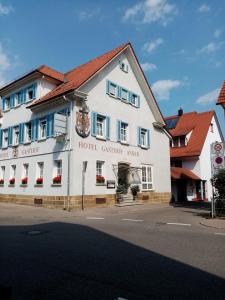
[21,177,28,185]
[0,179,4,185]
[96,175,105,184]
[36,177,43,185]
[9,178,15,185]
[53,175,61,184]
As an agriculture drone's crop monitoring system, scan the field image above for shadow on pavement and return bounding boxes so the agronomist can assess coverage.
[0,221,224,300]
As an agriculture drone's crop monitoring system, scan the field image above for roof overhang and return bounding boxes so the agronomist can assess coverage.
[171,167,200,180]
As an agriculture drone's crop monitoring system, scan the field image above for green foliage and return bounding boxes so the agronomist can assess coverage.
[130,185,140,196]
[211,169,225,214]
[116,184,127,194]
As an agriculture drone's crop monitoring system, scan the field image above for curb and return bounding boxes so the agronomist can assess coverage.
[200,221,225,230]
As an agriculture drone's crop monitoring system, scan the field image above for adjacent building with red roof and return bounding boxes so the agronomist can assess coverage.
[165,109,224,202]
[217,81,225,109]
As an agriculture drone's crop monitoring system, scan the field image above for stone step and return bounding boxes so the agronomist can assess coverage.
[115,201,143,207]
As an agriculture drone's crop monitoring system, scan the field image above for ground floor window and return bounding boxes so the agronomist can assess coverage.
[36,162,44,184]
[0,166,5,184]
[141,165,153,190]
[21,164,29,184]
[96,161,105,184]
[9,165,16,185]
[53,160,62,184]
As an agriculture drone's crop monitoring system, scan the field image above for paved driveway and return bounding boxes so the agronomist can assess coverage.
[0,203,224,299]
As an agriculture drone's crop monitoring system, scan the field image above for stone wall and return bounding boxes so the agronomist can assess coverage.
[0,191,171,210]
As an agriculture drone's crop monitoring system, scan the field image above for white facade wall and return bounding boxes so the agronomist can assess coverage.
[0,51,171,198]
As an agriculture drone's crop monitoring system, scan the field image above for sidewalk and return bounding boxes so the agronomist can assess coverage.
[200,218,225,229]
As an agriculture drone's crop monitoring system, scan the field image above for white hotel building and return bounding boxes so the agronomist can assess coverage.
[0,43,171,209]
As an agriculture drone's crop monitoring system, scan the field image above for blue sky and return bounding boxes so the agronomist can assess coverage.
[0,0,224,133]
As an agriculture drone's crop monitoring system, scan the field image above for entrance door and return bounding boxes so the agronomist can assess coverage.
[177,180,187,202]
[117,163,129,192]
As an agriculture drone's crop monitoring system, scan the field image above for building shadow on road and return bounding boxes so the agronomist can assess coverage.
[0,221,224,300]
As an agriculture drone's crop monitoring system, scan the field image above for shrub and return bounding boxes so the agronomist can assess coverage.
[36,177,43,185]
[211,168,225,214]
[130,185,140,196]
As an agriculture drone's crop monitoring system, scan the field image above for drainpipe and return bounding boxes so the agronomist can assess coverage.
[63,95,73,211]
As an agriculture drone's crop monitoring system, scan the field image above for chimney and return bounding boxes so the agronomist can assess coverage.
[178,107,183,116]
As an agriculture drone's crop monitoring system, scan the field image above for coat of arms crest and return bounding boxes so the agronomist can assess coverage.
[76,109,90,138]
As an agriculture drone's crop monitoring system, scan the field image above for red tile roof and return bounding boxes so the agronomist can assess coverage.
[28,43,130,108]
[37,65,64,82]
[217,81,225,107]
[171,167,200,180]
[165,110,214,158]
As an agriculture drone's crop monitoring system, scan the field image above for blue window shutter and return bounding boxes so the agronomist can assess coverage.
[31,120,36,141]
[8,127,13,146]
[106,116,110,140]
[117,86,121,99]
[0,129,2,148]
[33,83,37,99]
[19,124,22,144]
[137,96,140,108]
[47,114,54,138]
[91,112,97,136]
[19,124,25,144]
[10,95,14,108]
[2,98,5,111]
[147,129,150,148]
[35,119,39,139]
[137,127,141,146]
[117,120,121,141]
[106,80,110,94]
[22,88,27,103]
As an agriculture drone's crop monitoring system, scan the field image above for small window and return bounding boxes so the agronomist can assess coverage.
[27,85,35,101]
[15,91,22,106]
[23,164,29,178]
[39,119,47,139]
[13,126,19,146]
[180,136,186,147]
[210,123,214,133]
[36,162,44,185]
[0,166,5,184]
[5,97,10,110]
[130,93,138,106]
[141,165,153,191]
[120,122,128,143]
[96,115,105,138]
[109,82,117,96]
[96,161,105,184]
[173,137,179,147]
[119,61,128,73]
[121,88,128,102]
[2,129,8,148]
[53,160,62,184]
[10,165,16,179]
[25,122,32,143]
[140,129,147,147]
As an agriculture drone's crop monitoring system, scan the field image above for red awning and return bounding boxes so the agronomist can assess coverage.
[171,167,200,180]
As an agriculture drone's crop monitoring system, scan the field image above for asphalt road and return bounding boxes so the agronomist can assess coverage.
[0,203,225,300]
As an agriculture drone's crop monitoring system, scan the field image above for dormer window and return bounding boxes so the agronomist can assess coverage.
[172,135,187,148]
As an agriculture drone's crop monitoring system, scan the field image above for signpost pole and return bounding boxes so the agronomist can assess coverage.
[82,161,87,211]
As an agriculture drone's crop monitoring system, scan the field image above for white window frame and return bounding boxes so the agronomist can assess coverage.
[15,91,22,106]
[27,86,34,101]
[130,93,138,106]
[2,129,8,148]
[39,119,47,139]
[25,122,32,143]
[96,161,105,183]
[22,163,29,178]
[96,115,105,138]
[5,97,10,110]
[10,165,16,179]
[121,88,128,102]
[141,165,153,191]
[55,160,62,176]
[13,126,20,146]
[109,82,117,97]
[140,129,147,148]
[0,166,5,181]
[37,162,44,179]
[120,122,128,143]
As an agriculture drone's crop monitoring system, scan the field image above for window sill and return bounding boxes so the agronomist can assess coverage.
[24,141,32,145]
[51,183,62,187]
[2,146,8,150]
[3,108,10,112]
[0,184,4,187]
[140,145,149,150]
[38,138,47,142]
[96,183,106,186]
[14,104,21,109]
[108,93,117,98]
[34,184,43,187]
[12,144,19,147]
[142,189,154,192]
[25,99,35,104]
[8,184,15,187]
[96,136,106,141]
[120,141,129,146]
[20,184,28,187]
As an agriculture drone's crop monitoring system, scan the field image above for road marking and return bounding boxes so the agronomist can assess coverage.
[122,218,144,222]
[86,217,105,220]
[214,232,225,236]
[167,222,191,226]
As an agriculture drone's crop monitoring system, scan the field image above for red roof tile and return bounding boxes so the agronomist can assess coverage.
[28,43,130,108]
[171,167,200,180]
[165,110,214,158]
[217,81,225,107]
[37,65,64,82]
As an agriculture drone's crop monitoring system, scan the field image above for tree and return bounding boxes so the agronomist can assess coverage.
[211,168,225,214]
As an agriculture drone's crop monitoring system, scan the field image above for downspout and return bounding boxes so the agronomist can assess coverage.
[63,95,73,211]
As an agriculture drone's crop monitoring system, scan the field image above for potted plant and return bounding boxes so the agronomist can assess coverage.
[9,178,15,185]
[53,175,61,184]
[21,177,28,185]
[0,179,4,185]
[130,185,140,199]
[36,177,43,185]
[96,175,105,184]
